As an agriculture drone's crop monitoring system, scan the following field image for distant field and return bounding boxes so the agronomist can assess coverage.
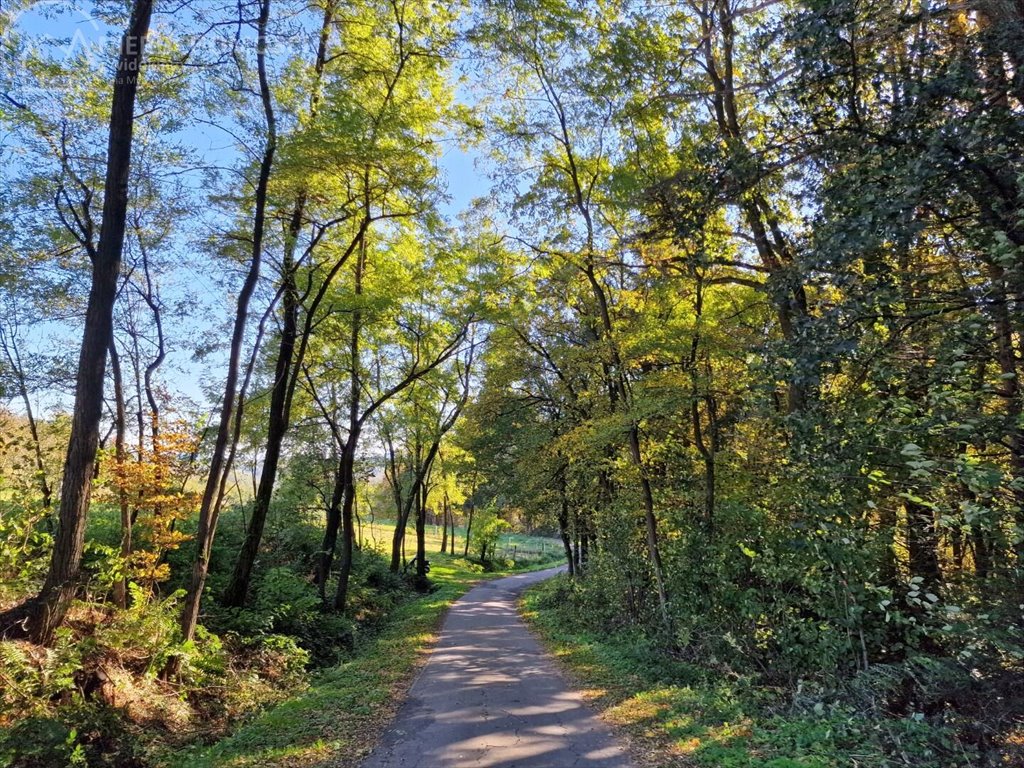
[355,517,562,561]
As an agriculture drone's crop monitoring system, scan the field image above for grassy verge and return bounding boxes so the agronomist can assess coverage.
[520,576,974,768]
[167,554,561,768]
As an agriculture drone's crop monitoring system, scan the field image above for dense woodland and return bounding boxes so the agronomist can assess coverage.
[0,0,1023,765]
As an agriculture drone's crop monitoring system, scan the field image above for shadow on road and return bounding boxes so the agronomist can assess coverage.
[361,567,632,768]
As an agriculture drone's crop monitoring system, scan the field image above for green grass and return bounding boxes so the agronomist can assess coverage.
[519,577,968,768]
[164,554,561,768]
[355,517,561,561]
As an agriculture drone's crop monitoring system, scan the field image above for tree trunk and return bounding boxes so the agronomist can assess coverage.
[222,1,336,607]
[973,528,992,581]
[985,264,1024,565]
[391,438,422,572]
[692,398,716,537]
[440,494,449,554]
[906,499,942,586]
[317,451,345,599]
[355,490,362,549]
[573,525,581,575]
[331,228,367,612]
[950,528,964,572]
[628,423,671,628]
[415,480,428,588]
[332,440,358,610]
[556,470,574,577]
[0,0,154,643]
[390,503,408,572]
[333,499,355,611]
[578,506,589,573]
[221,236,298,607]
[109,340,132,609]
[701,3,812,413]
[463,499,473,558]
[879,503,898,585]
[175,0,275,659]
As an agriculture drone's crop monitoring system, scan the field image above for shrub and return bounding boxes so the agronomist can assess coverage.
[0,716,87,768]
[0,703,145,768]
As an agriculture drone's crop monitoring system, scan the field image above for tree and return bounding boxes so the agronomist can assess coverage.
[302,227,477,608]
[177,0,277,656]
[222,0,462,606]
[0,0,155,644]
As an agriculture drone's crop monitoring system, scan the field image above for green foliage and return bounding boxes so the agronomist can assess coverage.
[96,587,215,679]
[524,577,990,767]
[0,633,81,720]
[0,498,51,590]
[0,702,147,768]
[0,716,87,768]
[209,568,339,667]
[253,568,321,633]
[2,0,1024,762]
[462,0,1024,760]
[470,502,510,566]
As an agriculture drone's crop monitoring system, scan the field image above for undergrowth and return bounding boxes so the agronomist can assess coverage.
[0,498,562,768]
[521,575,1024,768]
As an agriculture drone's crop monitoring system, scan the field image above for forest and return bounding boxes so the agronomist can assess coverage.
[0,0,1022,766]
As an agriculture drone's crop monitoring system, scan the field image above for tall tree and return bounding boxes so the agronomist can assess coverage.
[177,0,277,653]
[0,0,155,643]
[223,0,461,605]
[221,0,337,608]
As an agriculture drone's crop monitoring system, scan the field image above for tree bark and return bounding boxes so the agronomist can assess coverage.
[692,399,716,536]
[221,222,298,607]
[175,0,276,657]
[109,340,132,608]
[332,434,359,610]
[906,499,942,586]
[317,450,345,599]
[222,1,336,607]
[331,225,366,612]
[463,498,473,558]
[446,504,453,553]
[440,494,449,554]
[628,423,671,627]
[0,0,154,643]
[390,471,414,571]
[415,477,429,588]
[556,467,574,577]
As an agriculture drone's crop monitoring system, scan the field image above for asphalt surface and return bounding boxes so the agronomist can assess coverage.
[360,566,635,768]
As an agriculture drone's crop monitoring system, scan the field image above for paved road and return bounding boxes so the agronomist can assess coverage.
[361,566,635,768]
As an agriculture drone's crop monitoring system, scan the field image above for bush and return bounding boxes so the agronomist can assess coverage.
[0,633,81,721]
[362,558,406,593]
[206,566,355,667]
[0,499,52,590]
[252,568,320,634]
[0,703,145,768]
[0,716,86,768]
[88,587,202,677]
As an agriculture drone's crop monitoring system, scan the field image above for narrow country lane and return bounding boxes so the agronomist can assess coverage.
[360,566,636,768]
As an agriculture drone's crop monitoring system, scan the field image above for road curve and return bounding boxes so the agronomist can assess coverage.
[360,566,635,768]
